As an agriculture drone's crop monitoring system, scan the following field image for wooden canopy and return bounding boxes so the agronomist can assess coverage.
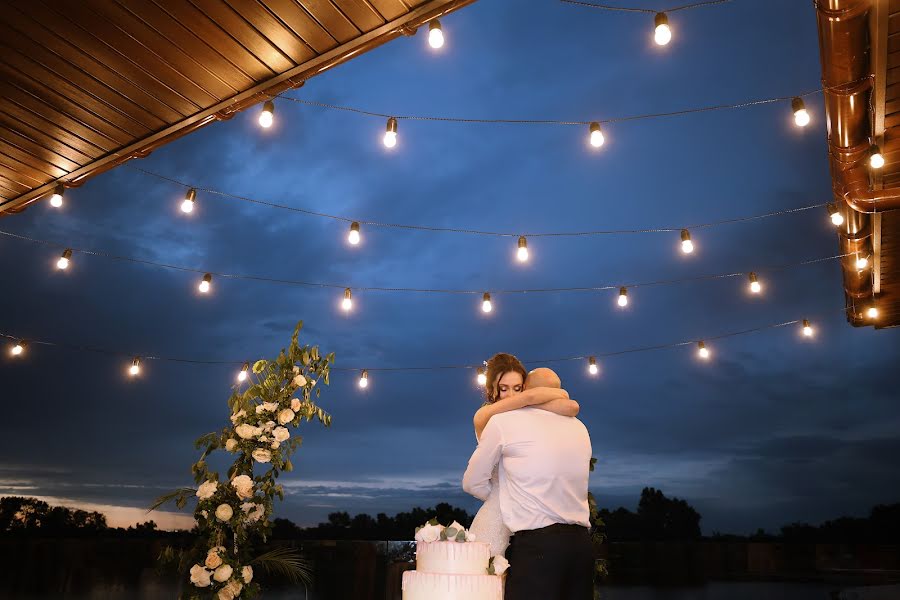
[816,0,900,328]
[0,0,474,215]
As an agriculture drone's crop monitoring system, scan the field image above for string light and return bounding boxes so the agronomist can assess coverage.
[748,272,761,294]
[517,236,529,262]
[828,203,844,227]
[10,340,25,357]
[681,229,694,254]
[589,122,605,148]
[654,12,672,46]
[342,288,353,312]
[129,357,141,377]
[588,356,599,375]
[238,362,249,382]
[358,369,369,388]
[792,97,810,127]
[802,319,813,337]
[57,249,72,270]
[428,20,444,49]
[199,273,212,293]
[348,222,361,245]
[49,184,64,208]
[697,341,710,359]
[476,367,487,386]
[870,145,885,169]
[181,188,196,214]
[617,287,628,307]
[867,306,878,319]
[855,255,869,270]
[482,292,492,313]
[384,117,398,148]
[259,101,274,128]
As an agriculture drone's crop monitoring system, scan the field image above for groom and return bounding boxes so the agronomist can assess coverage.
[463,368,594,600]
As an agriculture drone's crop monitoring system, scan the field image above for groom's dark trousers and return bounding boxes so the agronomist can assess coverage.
[504,523,594,600]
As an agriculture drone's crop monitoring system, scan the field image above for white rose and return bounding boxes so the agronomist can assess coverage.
[244,503,265,523]
[231,474,254,499]
[235,424,259,440]
[492,555,510,576]
[240,502,256,513]
[264,420,276,432]
[229,410,246,425]
[290,398,302,412]
[217,588,235,600]
[271,441,280,449]
[226,579,243,596]
[264,402,278,412]
[292,374,307,387]
[196,480,217,500]
[252,448,272,463]
[205,548,223,569]
[258,436,269,443]
[242,565,253,584]
[213,563,233,583]
[293,365,300,374]
[190,564,212,588]
[215,503,233,522]
[449,520,466,533]
[273,427,290,443]
[200,510,208,519]
[225,439,238,452]
[278,408,295,425]
[415,524,442,543]
[467,533,477,542]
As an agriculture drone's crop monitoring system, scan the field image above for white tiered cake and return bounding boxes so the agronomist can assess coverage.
[402,522,504,600]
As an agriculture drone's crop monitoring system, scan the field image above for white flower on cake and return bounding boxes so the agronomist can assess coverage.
[278,408,295,425]
[215,504,233,521]
[225,439,238,452]
[489,555,510,576]
[196,480,217,500]
[235,424,261,440]
[213,563,233,583]
[190,564,212,587]
[205,546,224,569]
[291,398,302,412]
[231,475,254,499]
[241,565,253,583]
[229,410,246,425]
[415,523,443,543]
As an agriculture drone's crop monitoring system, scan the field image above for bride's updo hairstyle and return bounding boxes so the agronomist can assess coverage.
[483,352,527,405]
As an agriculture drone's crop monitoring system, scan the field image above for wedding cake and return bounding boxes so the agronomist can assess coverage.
[402,520,508,600]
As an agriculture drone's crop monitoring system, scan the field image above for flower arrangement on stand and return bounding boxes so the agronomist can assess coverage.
[152,322,334,599]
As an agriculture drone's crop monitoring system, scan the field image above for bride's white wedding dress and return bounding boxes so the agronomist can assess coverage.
[468,465,511,557]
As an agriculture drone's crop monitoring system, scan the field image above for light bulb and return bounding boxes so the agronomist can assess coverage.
[748,272,761,294]
[588,356,598,375]
[870,146,884,169]
[181,188,196,214]
[384,117,398,148]
[856,256,869,270]
[792,97,810,127]
[238,362,249,382]
[348,222,361,245]
[57,249,72,270]
[428,20,444,49]
[199,273,212,293]
[697,341,710,360]
[342,288,353,312]
[517,236,529,262]
[482,292,492,313]
[129,357,141,377]
[259,100,274,128]
[867,306,878,319]
[802,319,813,337]
[654,13,671,46]
[359,370,369,388]
[829,203,844,226]
[476,367,487,387]
[49,183,64,208]
[680,229,693,254]
[10,341,25,357]
[617,287,628,307]
[589,122,604,148]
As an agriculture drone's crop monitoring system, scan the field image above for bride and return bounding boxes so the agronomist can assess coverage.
[467,352,580,557]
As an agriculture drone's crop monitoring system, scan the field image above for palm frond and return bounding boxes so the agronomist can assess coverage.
[251,547,313,585]
[148,487,196,513]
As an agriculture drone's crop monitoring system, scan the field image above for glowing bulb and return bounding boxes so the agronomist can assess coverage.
[384,117,398,148]
[348,222,361,245]
[680,229,693,254]
[802,319,813,337]
[428,20,444,49]
[57,249,72,270]
[867,306,878,319]
[259,100,274,128]
[617,287,628,307]
[792,97,810,127]
[476,367,487,387]
[359,370,369,388]
[589,122,604,148]
[199,273,212,293]
[748,272,761,294]
[181,188,196,214]
[517,236,529,262]
[49,183,64,208]
[342,288,353,312]
[588,356,598,375]
[697,341,710,360]
[870,146,885,169]
[829,203,844,226]
[654,13,671,46]
[10,340,25,357]
[238,362,249,382]
[129,357,141,377]
[482,292,493,314]
[856,256,869,270]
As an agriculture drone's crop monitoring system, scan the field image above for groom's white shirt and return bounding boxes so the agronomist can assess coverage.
[462,407,592,533]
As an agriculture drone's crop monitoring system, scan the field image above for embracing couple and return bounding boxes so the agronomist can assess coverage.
[463,352,594,600]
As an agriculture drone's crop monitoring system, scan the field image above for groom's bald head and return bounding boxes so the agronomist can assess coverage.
[525,367,561,389]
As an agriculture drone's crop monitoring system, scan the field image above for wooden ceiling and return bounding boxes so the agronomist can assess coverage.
[0,0,475,214]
